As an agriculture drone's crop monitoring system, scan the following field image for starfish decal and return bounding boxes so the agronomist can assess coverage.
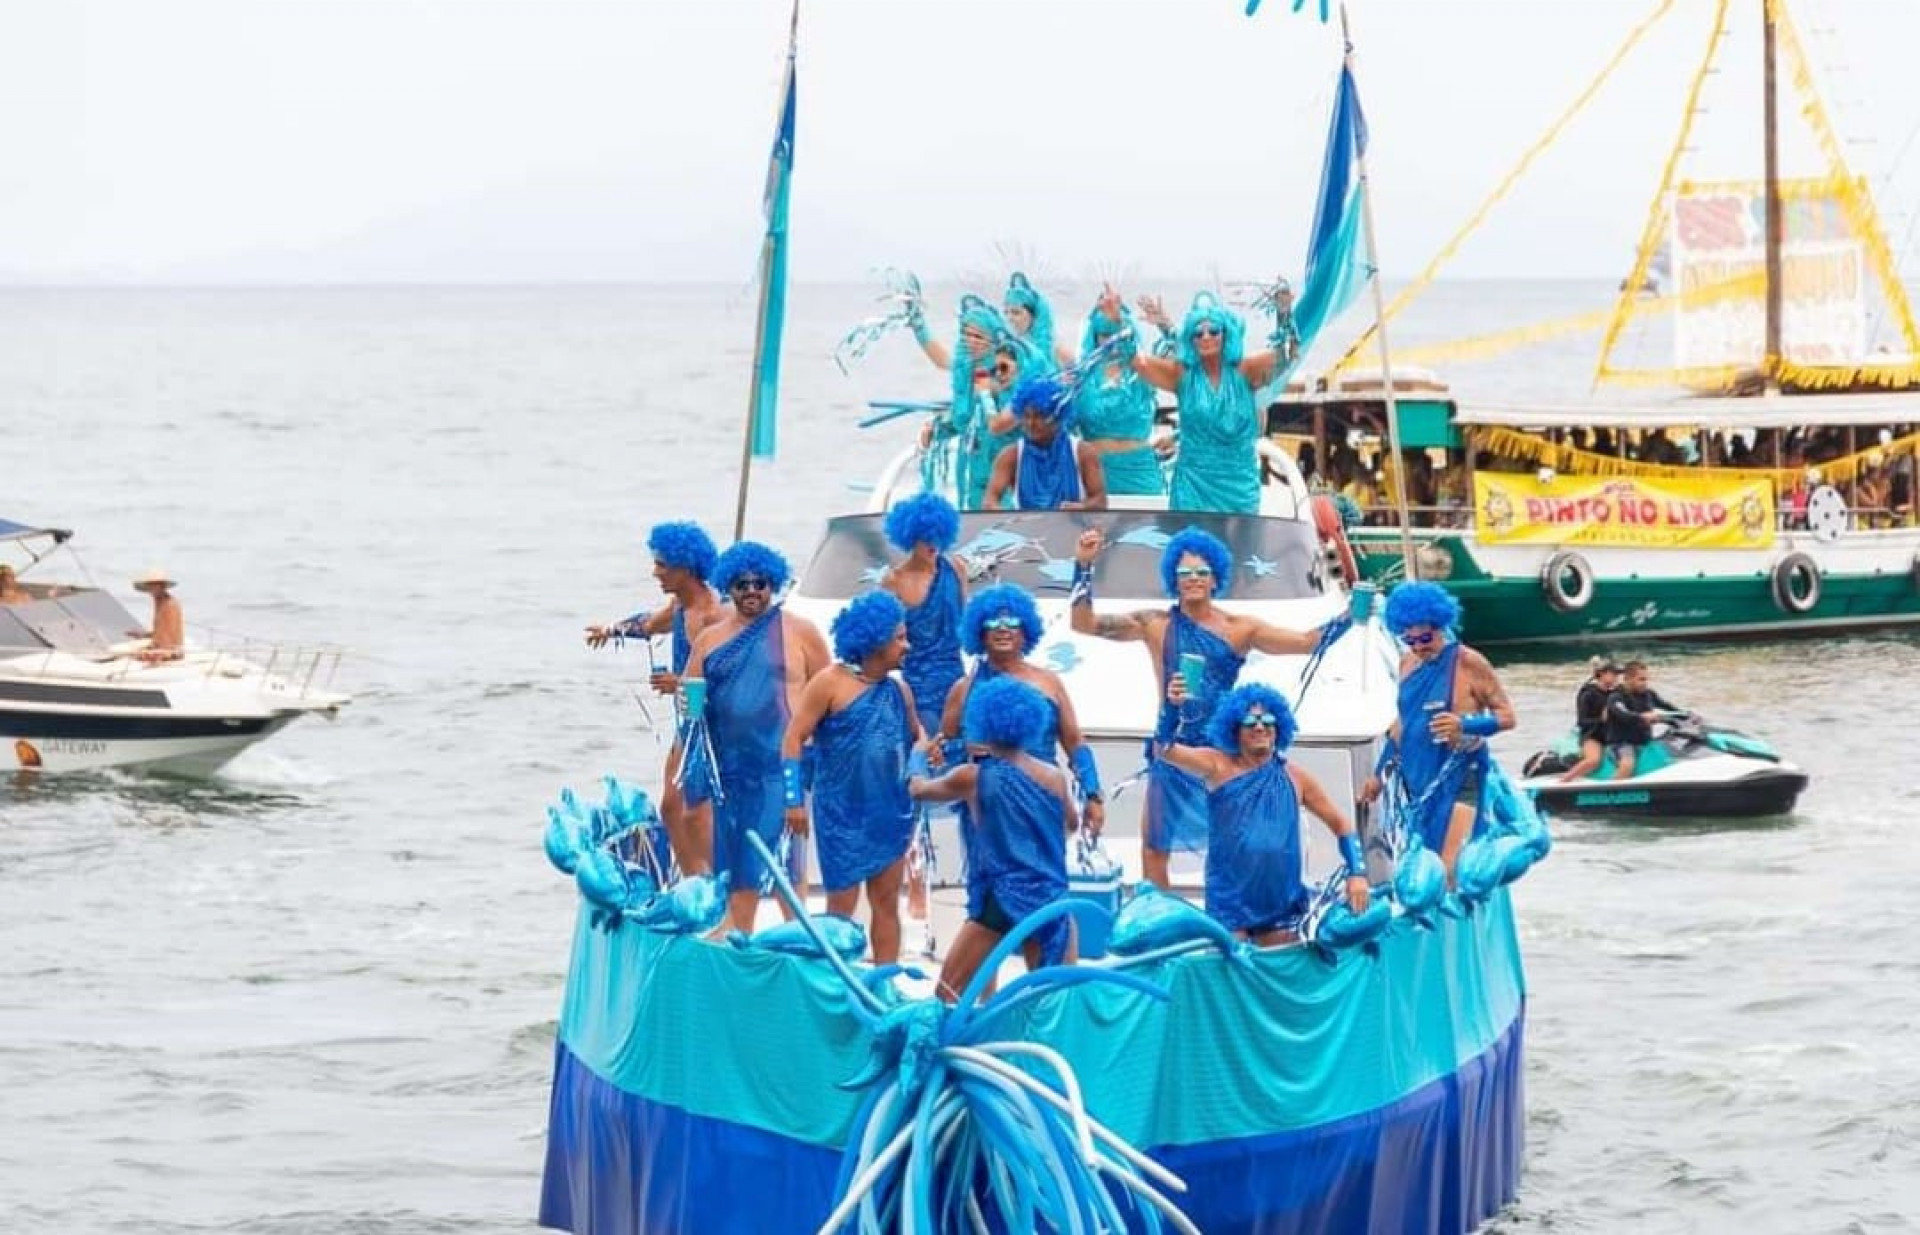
[1041,641,1083,674]
[1242,555,1279,579]
[859,564,890,587]
[1116,526,1172,551]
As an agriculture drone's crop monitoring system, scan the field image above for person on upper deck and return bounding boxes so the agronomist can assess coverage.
[1070,300,1166,498]
[1604,659,1693,780]
[981,376,1108,512]
[910,297,1035,510]
[1555,656,1623,783]
[1100,288,1292,514]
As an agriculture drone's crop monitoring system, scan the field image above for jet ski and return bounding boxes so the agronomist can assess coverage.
[1519,714,1808,819]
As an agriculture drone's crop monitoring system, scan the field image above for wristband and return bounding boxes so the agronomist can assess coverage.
[1069,562,1095,608]
[1461,712,1501,738]
[1070,745,1103,802]
[907,747,931,780]
[1338,833,1365,878]
[910,317,933,347]
[781,758,805,809]
[940,736,968,767]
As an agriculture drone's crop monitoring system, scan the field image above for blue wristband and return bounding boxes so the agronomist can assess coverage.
[1339,833,1365,877]
[1461,712,1501,738]
[781,758,804,809]
[1070,745,1103,802]
[1069,562,1094,608]
[940,736,968,766]
[907,747,931,780]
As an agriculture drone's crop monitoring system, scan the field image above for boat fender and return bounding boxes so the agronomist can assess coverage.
[1540,550,1595,613]
[1393,845,1447,926]
[1770,552,1821,614]
[1311,494,1361,585]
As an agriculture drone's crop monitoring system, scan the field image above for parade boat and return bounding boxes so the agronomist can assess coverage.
[0,518,350,776]
[1263,0,1920,647]
[1518,714,1808,819]
[1267,379,1920,646]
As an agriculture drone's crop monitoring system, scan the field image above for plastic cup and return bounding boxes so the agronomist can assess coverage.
[1179,653,1205,698]
[681,677,707,718]
[1348,582,1377,624]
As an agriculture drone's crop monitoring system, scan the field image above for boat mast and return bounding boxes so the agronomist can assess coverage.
[1340,4,1417,577]
[1761,0,1783,391]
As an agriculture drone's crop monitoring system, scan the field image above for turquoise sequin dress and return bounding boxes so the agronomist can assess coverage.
[1171,364,1260,514]
[1074,370,1164,497]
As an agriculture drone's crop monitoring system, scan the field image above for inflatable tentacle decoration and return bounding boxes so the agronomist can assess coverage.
[1293,612,1354,703]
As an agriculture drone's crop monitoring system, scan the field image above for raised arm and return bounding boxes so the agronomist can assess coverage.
[1158,741,1227,783]
[1068,528,1161,642]
[1242,613,1324,657]
[1131,353,1184,392]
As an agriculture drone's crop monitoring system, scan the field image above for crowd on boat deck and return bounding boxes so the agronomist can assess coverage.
[586,503,1517,999]
[894,272,1308,515]
[1555,657,1694,783]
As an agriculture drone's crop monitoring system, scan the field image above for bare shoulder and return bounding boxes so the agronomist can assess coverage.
[1457,644,1500,677]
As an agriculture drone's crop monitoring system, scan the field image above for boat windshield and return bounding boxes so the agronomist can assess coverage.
[797,510,1328,602]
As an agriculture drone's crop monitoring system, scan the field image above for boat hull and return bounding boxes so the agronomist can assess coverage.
[1353,531,1920,647]
[1524,765,1807,818]
[537,890,1528,1235]
[1,711,297,775]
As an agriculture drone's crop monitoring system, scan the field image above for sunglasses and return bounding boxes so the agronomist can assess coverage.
[1192,326,1223,339]
[1402,629,1439,647]
[1174,565,1213,579]
[730,576,773,593]
[1239,714,1278,730]
[981,614,1025,631]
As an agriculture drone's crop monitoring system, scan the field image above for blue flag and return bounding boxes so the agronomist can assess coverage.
[748,6,797,460]
[1288,64,1370,363]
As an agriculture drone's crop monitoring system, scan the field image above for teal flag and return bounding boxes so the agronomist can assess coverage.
[749,6,797,459]
[1288,63,1370,368]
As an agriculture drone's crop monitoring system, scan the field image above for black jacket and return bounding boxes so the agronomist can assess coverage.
[1604,686,1681,746]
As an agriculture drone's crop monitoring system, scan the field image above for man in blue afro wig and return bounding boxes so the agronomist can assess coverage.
[829,590,906,665]
[682,539,832,932]
[583,519,726,875]
[907,674,1077,998]
[1362,580,1513,881]
[1066,521,1342,889]
[981,375,1108,513]
[880,491,967,744]
[1154,681,1370,944]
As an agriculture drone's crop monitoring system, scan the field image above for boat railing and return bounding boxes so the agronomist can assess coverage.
[202,641,349,701]
[3,639,349,700]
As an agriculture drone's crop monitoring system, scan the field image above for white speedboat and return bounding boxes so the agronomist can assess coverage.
[0,518,350,776]
[784,440,1403,886]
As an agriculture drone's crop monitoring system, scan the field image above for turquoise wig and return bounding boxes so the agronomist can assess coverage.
[647,521,718,582]
[949,294,1012,413]
[1384,581,1461,636]
[962,582,1044,655]
[883,491,960,553]
[963,675,1051,752]
[831,590,906,664]
[712,541,791,594]
[1080,303,1134,360]
[1159,527,1234,597]
[1205,683,1298,753]
[1177,291,1247,367]
[1004,272,1057,360]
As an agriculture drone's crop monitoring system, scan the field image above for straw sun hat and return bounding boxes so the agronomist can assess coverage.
[134,567,176,590]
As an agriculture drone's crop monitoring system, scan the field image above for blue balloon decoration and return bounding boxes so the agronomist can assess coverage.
[544,805,585,875]
[1107,883,1241,958]
[1310,897,1394,951]
[575,847,635,913]
[1393,845,1447,922]
[629,872,727,935]
[745,914,870,962]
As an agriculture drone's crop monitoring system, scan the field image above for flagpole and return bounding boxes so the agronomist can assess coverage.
[734,0,800,543]
[1339,3,1416,579]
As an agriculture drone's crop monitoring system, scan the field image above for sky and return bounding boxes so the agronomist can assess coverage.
[12,0,1920,285]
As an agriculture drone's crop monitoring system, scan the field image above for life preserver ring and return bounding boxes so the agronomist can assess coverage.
[1770,552,1821,613]
[1541,550,1594,613]
[1310,494,1361,585]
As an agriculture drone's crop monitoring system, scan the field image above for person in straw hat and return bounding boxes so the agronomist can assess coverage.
[131,568,185,662]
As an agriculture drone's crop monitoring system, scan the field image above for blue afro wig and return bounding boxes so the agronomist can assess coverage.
[647,521,718,582]
[832,590,905,664]
[962,583,1044,655]
[1206,683,1298,753]
[963,675,1050,751]
[884,491,960,553]
[1159,527,1234,597]
[1176,291,1247,367]
[1384,581,1461,636]
[1010,374,1074,425]
[712,540,791,595]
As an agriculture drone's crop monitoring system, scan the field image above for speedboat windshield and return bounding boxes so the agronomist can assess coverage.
[797,510,1329,602]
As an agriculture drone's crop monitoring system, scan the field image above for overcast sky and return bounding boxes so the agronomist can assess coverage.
[12,0,1920,284]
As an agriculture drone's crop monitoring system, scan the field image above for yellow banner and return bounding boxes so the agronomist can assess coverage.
[1473,473,1775,549]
